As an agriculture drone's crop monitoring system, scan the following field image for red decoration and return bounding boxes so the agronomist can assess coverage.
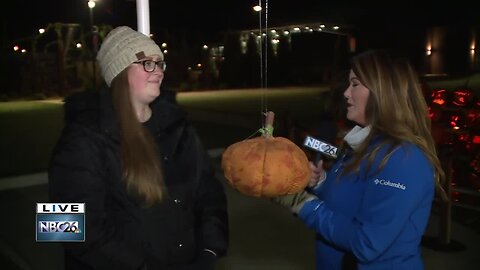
[452,89,473,107]
[431,89,448,106]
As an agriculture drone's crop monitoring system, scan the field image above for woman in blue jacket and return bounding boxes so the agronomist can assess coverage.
[274,50,447,270]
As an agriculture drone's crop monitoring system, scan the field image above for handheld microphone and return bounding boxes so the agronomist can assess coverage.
[303,136,339,161]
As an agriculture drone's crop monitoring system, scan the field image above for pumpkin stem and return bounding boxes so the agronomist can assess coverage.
[261,111,275,137]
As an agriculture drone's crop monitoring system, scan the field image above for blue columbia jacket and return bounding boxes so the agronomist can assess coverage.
[298,143,434,270]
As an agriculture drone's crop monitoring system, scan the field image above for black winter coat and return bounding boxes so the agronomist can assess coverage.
[48,89,228,270]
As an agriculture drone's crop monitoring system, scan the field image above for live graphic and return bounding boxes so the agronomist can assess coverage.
[36,203,85,242]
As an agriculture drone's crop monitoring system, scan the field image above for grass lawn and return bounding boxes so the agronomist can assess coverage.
[178,86,331,117]
[178,86,333,148]
[0,100,64,177]
[425,72,480,94]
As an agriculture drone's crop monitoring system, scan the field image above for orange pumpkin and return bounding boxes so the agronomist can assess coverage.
[221,112,311,197]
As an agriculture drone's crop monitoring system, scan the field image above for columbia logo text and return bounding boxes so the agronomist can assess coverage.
[374,179,406,190]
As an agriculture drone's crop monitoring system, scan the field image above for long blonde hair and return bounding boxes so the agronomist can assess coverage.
[111,69,166,206]
[343,50,448,201]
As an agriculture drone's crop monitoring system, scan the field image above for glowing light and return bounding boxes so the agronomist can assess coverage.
[76,43,82,48]
[161,43,167,48]
[253,5,262,12]
[21,49,26,53]
[202,45,208,50]
[163,50,168,54]
[38,28,45,34]
[13,45,19,51]
[426,44,432,56]
[431,89,447,106]
[88,0,96,9]
[452,89,473,106]
[433,99,445,105]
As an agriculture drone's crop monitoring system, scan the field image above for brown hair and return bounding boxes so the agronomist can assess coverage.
[111,69,166,206]
[343,50,448,201]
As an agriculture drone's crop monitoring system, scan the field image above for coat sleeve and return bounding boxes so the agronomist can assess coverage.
[48,124,146,270]
[297,145,434,263]
[188,127,229,258]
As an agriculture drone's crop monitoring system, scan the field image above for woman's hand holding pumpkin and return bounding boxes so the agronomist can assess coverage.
[308,160,326,189]
[271,191,317,214]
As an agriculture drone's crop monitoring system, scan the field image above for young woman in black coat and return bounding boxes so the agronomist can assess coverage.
[49,26,228,270]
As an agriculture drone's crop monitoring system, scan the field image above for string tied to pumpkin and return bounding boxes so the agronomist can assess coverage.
[258,126,274,137]
[246,111,275,139]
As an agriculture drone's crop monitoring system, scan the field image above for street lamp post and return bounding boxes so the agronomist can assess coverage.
[88,0,97,87]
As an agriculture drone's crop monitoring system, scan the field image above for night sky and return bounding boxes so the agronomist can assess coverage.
[2,0,478,43]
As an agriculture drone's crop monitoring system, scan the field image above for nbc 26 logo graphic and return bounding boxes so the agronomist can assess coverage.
[36,203,85,242]
[38,221,80,233]
[303,136,338,158]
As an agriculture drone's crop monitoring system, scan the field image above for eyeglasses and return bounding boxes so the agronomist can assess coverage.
[133,59,166,73]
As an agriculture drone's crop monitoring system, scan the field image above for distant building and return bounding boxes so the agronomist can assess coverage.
[199,21,479,89]
[214,22,353,88]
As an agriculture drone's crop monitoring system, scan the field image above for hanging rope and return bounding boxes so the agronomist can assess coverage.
[264,0,269,113]
[258,0,263,90]
[258,0,269,130]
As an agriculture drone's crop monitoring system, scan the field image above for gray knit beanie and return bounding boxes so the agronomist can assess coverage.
[96,26,163,87]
